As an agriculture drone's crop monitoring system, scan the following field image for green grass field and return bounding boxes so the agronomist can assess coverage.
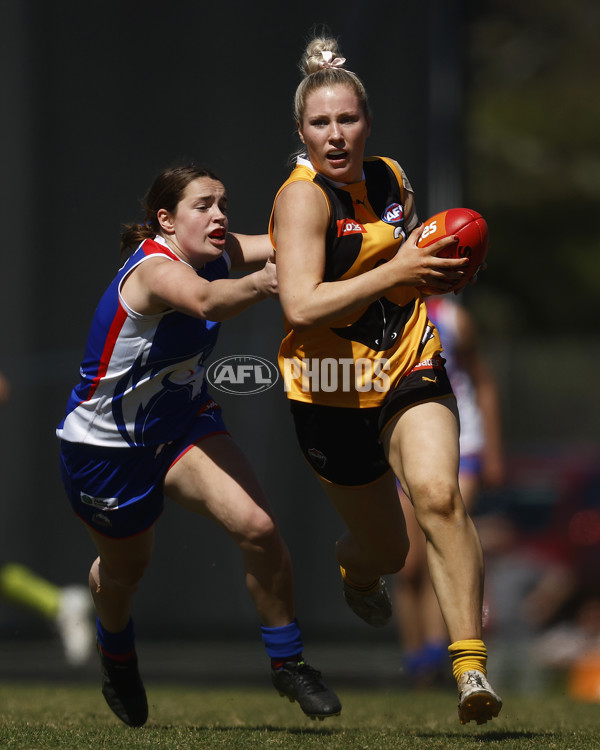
[1,682,599,750]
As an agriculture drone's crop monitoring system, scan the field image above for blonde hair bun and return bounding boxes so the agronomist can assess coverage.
[300,37,342,75]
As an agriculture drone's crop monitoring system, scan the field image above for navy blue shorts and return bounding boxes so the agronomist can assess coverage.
[59,399,227,538]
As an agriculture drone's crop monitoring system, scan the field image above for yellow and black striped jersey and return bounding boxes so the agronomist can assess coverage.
[270,155,443,408]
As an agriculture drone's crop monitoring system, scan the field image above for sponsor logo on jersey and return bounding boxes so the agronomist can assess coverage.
[80,492,120,510]
[196,398,220,415]
[337,218,366,237]
[91,512,112,528]
[409,356,445,374]
[382,203,404,224]
[308,448,327,468]
[206,355,279,395]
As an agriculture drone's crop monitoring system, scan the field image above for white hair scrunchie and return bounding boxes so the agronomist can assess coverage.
[318,50,346,69]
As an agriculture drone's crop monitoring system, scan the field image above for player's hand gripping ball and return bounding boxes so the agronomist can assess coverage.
[416,208,489,295]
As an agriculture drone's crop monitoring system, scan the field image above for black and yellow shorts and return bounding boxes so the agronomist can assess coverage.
[290,356,453,486]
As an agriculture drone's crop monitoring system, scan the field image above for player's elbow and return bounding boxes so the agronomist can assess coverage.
[280,289,323,330]
[283,304,316,331]
[191,299,229,322]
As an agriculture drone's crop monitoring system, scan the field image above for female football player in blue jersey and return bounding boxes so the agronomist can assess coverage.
[269,34,502,725]
[57,164,341,726]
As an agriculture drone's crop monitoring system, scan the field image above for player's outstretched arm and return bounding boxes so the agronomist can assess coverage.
[226,232,274,270]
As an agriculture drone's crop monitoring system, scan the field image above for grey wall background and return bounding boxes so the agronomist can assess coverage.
[2,1,595,643]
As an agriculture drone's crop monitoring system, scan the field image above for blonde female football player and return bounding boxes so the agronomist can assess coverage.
[269,34,502,725]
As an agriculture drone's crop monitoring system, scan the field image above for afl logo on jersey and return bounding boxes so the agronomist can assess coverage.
[382,203,404,224]
[206,355,279,395]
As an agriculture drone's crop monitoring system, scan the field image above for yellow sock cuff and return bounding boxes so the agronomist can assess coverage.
[448,639,487,681]
[339,566,379,594]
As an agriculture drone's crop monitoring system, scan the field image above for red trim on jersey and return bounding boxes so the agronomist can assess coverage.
[84,304,129,403]
[84,239,176,404]
[141,237,180,261]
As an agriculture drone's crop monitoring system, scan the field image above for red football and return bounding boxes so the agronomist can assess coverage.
[416,207,489,294]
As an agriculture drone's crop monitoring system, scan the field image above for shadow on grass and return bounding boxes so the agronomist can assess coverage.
[156,724,339,735]
[155,727,558,740]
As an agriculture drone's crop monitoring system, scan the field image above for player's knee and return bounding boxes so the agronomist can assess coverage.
[238,507,280,551]
[383,544,410,575]
[413,479,465,531]
[375,529,410,575]
[90,557,147,597]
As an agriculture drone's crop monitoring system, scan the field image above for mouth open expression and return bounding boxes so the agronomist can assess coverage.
[299,84,371,184]
[165,178,229,267]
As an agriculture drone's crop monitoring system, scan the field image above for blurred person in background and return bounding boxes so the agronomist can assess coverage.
[477,509,575,694]
[0,370,94,667]
[535,594,600,700]
[480,443,600,694]
[526,460,600,697]
[393,294,505,686]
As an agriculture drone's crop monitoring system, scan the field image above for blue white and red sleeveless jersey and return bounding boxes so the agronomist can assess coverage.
[57,236,230,448]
